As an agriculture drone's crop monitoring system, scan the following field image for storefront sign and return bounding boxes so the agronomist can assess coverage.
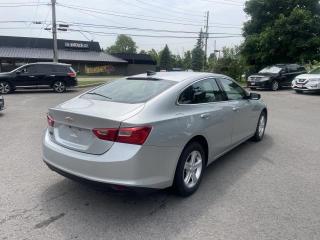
[64,42,89,49]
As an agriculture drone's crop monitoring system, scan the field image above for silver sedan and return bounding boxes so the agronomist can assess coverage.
[42,72,267,196]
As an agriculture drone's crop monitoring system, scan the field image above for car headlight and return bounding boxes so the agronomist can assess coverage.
[260,77,270,81]
[308,78,320,83]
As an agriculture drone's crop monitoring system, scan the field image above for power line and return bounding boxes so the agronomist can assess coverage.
[0,3,49,7]
[200,0,244,6]
[58,21,242,35]
[57,3,242,29]
[67,28,242,39]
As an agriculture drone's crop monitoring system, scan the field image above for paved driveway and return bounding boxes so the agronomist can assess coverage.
[1,89,320,240]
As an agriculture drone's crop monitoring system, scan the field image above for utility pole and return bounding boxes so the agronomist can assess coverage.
[51,0,58,62]
[203,11,209,71]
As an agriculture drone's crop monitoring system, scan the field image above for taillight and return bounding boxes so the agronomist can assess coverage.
[92,128,118,141]
[47,114,54,127]
[68,72,76,77]
[92,126,152,145]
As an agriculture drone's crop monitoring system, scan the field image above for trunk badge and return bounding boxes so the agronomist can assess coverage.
[65,116,74,123]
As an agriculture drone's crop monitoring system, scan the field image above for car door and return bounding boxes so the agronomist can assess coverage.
[37,64,53,86]
[218,77,257,146]
[177,78,234,161]
[15,65,39,86]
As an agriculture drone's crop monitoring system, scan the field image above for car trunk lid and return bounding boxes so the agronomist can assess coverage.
[48,97,144,154]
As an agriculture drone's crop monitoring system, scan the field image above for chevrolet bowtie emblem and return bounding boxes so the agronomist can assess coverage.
[65,116,74,123]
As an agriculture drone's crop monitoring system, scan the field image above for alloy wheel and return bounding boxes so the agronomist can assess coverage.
[53,81,66,93]
[272,81,279,91]
[0,82,10,94]
[183,150,203,188]
[258,115,266,138]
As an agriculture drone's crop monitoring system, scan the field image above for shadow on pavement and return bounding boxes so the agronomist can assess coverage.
[38,134,274,238]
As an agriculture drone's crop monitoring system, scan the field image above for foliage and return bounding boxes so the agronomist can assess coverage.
[159,44,172,70]
[192,30,205,71]
[183,51,192,70]
[207,46,246,81]
[106,34,138,54]
[242,0,320,69]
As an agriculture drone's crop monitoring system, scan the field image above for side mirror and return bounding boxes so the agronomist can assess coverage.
[249,92,261,100]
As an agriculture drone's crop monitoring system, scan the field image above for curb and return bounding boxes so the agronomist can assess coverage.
[75,83,105,88]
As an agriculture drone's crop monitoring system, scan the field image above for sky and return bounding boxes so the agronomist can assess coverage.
[0,0,247,55]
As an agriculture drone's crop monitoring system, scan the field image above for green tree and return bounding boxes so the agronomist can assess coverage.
[242,0,320,69]
[159,44,172,70]
[209,46,246,81]
[106,34,138,53]
[147,49,159,66]
[171,54,184,68]
[183,51,192,70]
[192,30,205,71]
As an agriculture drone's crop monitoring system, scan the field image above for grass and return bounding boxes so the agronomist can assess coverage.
[77,76,121,87]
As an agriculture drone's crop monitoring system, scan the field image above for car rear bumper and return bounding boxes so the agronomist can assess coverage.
[42,130,181,189]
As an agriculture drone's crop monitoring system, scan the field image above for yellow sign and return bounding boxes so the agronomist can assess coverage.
[85,65,115,74]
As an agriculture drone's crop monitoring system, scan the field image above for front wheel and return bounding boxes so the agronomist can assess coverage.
[252,111,267,142]
[0,81,12,94]
[173,142,205,197]
[271,81,279,91]
[52,81,66,93]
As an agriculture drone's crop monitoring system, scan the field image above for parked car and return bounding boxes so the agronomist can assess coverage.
[292,67,320,93]
[0,62,77,94]
[43,72,267,196]
[0,95,4,111]
[247,64,306,91]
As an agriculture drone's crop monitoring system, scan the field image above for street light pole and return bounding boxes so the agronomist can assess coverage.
[51,0,58,62]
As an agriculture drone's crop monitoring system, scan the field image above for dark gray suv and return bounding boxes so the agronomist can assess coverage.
[0,62,77,94]
[247,64,307,91]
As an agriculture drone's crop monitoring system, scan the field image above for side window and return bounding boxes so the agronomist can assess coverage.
[287,65,298,73]
[219,78,246,101]
[25,65,38,74]
[178,79,223,104]
[38,65,52,73]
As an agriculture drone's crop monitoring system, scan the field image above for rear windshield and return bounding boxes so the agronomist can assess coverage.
[82,78,175,103]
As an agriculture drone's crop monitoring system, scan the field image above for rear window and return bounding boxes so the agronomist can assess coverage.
[82,79,175,103]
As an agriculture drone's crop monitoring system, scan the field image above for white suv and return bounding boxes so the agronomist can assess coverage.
[292,67,320,93]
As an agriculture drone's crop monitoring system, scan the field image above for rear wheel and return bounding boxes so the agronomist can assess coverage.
[173,142,205,197]
[52,81,66,93]
[252,111,267,142]
[271,80,279,91]
[0,81,11,94]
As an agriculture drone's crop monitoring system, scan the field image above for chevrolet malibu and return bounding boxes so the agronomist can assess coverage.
[43,72,267,196]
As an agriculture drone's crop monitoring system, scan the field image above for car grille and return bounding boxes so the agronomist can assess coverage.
[249,77,262,81]
[297,78,308,83]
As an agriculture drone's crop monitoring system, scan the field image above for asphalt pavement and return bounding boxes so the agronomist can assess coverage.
[1,88,320,240]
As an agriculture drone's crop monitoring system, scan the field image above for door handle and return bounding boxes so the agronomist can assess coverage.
[200,113,210,119]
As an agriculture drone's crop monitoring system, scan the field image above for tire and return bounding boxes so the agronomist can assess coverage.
[52,81,66,93]
[173,142,206,197]
[252,111,267,142]
[0,81,12,94]
[295,90,303,94]
[271,80,279,91]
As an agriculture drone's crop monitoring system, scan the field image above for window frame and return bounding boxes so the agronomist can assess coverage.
[176,77,227,106]
[216,77,249,102]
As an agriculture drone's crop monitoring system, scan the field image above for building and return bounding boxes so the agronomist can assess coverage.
[112,53,157,75]
[0,35,128,75]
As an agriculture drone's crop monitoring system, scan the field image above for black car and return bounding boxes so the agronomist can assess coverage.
[0,95,4,111]
[0,62,77,94]
[247,64,307,91]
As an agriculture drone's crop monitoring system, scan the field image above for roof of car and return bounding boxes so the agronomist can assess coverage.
[28,62,71,66]
[129,71,225,82]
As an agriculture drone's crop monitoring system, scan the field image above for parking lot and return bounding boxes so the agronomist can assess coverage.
[1,88,320,240]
